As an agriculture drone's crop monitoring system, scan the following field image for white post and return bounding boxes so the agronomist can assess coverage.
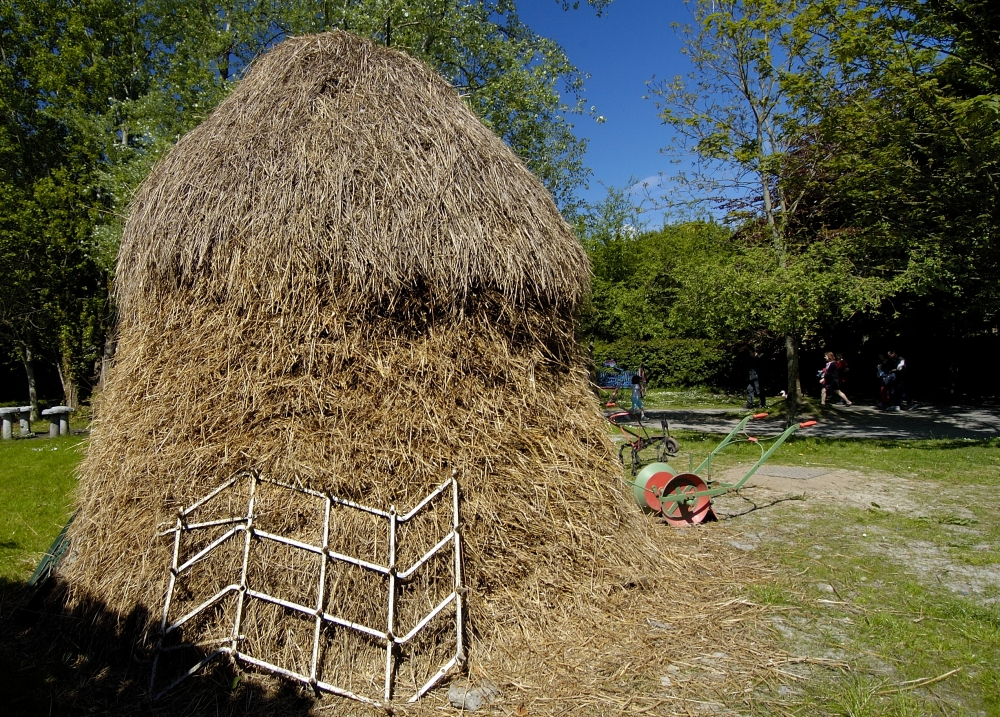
[384,507,397,703]
[452,473,465,664]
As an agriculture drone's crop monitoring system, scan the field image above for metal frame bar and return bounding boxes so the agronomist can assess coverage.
[397,532,454,581]
[384,508,397,702]
[662,420,817,508]
[693,414,755,477]
[150,470,465,707]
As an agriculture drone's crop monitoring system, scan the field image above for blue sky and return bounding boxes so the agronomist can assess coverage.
[518,1,695,224]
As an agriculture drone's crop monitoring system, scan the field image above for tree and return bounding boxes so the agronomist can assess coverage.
[647,0,890,410]
[785,0,1000,355]
[1,0,609,407]
[0,0,129,411]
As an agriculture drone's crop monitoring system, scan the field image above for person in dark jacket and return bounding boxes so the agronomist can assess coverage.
[745,349,767,409]
[820,351,852,406]
[886,350,907,410]
[876,354,892,409]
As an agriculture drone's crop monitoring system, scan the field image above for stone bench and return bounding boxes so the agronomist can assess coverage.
[41,406,74,437]
[0,406,33,439]
[0,408,16,440]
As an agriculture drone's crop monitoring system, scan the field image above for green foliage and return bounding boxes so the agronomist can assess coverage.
[667,234,890,345]
[0,1,123,401]
[785,0,1000,340]
[0,0,608,404]
[643,0,891,400]
[593,337,726,388]
[579,189,730,341]
[577,188,735,386]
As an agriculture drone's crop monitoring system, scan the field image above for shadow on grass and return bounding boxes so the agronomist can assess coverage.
[0,578,316,717]
[714,493,807,519]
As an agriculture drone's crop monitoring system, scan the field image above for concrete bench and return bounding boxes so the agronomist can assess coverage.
[41,406,74,437]
[0,408,16,440]
[0,406,34,438]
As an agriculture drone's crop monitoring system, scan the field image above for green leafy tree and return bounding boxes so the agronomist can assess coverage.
[577,185,736,387]
[784,0,1000,353]
[647,0,891,409]
[0,0,134,410]
[1,0,609,407]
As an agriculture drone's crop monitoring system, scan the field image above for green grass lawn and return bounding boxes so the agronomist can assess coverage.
[0,436,81,584]
[599,385,751,409]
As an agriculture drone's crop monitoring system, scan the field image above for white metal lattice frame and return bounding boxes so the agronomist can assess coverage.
[149,470,465,706]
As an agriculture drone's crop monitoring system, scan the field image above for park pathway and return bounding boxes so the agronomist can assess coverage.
[637,404,1000,440]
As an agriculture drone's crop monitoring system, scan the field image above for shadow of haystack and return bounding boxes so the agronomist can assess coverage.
[0,579,313,717]
[49,30,770,715]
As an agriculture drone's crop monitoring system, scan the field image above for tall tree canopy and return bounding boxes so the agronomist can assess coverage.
[787,0,1000,343]
[635,0,998,402]
[647,0,890,407]
[0,0,608,407]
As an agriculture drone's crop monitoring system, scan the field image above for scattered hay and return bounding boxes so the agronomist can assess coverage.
[53,31,776,714]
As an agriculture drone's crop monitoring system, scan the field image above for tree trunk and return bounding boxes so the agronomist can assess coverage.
[785,334,800,419]
[21,346,39,421]
[57,360,78,409]
[97,331,117,392]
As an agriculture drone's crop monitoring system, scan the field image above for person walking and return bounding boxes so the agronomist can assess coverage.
[745,349,767,409]
[876,354,891,409]
[630,373,646,419]
[820,351,852,406]
[835,353,849,390]
[886,350,908,410]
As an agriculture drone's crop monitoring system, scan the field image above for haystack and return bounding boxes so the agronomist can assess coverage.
[61,31,766,714]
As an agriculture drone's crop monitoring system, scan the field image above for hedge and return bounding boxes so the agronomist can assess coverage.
[591,338,727,388]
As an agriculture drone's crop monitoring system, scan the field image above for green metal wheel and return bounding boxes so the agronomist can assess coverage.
[632,462,677,513]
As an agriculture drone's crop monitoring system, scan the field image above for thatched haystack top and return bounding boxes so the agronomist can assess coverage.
[118,31,589,319]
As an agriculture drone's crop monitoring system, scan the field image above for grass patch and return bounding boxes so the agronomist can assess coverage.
[773,508,1000,714]
[706,431,1000,715]
[616,417,1000,713]
[599,386,766,410]
[745,583,798,606]
[0,436,81,584]
[643,386,746,409]
[658,429,1000,487]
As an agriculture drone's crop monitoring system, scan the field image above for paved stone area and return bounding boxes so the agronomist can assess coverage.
[755,465,830,480]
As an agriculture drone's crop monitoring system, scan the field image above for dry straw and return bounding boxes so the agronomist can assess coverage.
[60,32,771,714]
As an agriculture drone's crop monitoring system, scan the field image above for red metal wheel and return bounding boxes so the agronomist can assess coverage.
[642,468,675,512]
[657,473,716,527]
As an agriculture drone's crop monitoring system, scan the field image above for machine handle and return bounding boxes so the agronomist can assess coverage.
[752,412,769,419]
[798,420,817,428]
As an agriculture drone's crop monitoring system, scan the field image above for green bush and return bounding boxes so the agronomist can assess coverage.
[591,338,727,388]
